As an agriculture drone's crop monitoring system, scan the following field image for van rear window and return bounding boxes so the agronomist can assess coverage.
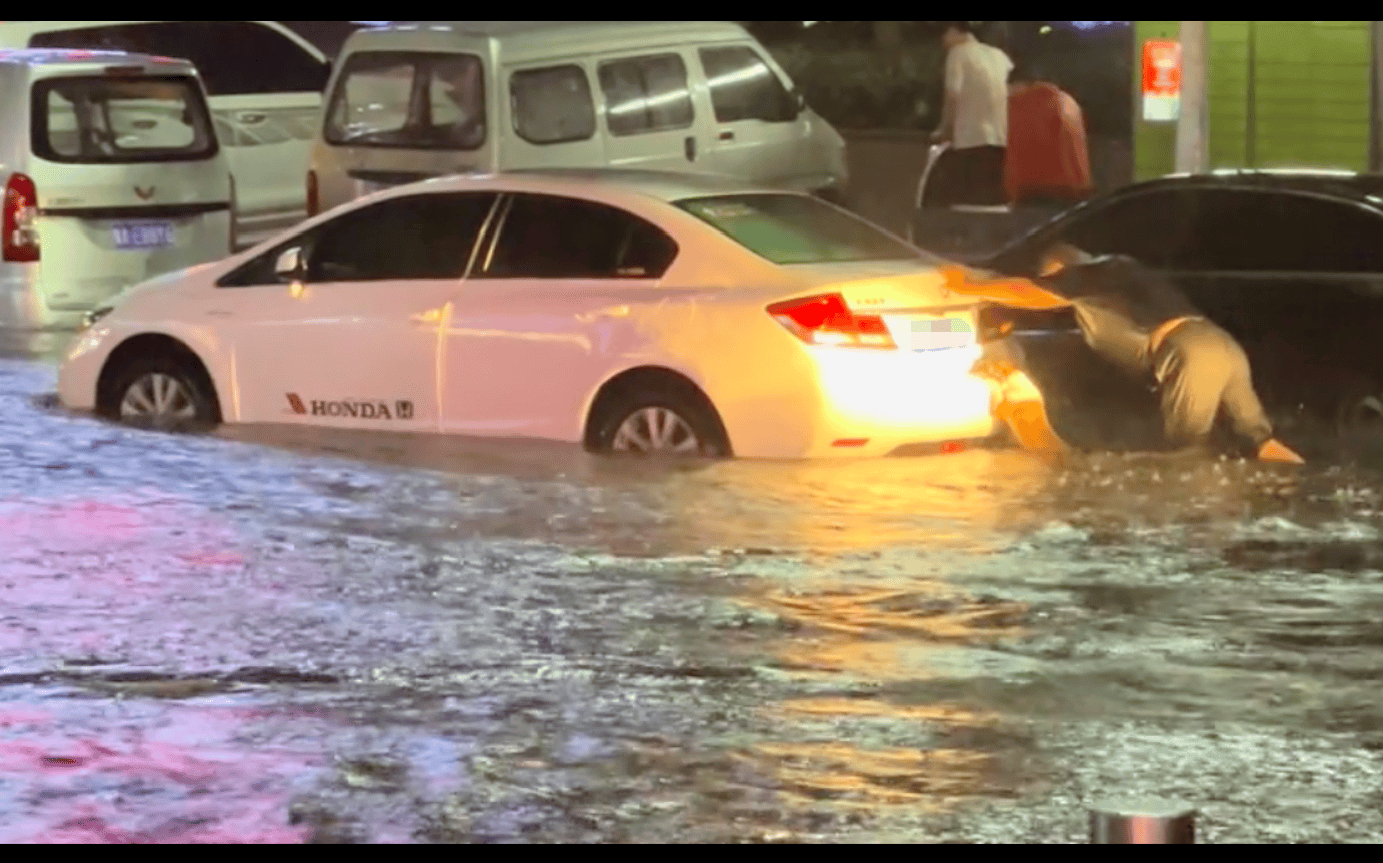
[30,75,218,164]
[324,51,486,151]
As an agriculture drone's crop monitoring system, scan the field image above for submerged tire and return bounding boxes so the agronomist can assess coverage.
[590,381,730,458]
[104,355,220,433]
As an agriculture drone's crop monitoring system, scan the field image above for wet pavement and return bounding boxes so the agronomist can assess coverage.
[5,349,1383,842]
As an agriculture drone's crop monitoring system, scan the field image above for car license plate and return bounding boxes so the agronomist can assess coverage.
[908,317,974,352]
[112,222,174,250]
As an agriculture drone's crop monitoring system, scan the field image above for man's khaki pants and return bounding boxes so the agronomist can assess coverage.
[1151,318,1274,451]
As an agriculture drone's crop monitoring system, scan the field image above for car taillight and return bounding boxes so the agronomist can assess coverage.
[766,292,896,349]
[3,173,39,263]
[306,170,319,217]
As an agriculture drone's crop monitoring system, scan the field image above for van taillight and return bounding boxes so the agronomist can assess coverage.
[3,173,39,263]
[306,170,319,217]
[766,293,896,349]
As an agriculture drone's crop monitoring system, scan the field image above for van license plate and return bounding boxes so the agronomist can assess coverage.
[112,223,174,250]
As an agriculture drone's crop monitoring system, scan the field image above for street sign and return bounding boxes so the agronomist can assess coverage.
[1142,39,1182,121]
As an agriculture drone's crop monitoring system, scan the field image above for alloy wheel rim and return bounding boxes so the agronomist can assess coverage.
[611,407,701,454]
[120,372,197,428]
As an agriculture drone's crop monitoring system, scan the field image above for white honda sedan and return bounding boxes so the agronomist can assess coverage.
[58,169,1006,459]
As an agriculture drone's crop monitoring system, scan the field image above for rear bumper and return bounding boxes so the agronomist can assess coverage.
[801,346,999,457]
[0,271,84,330]
[233,206,306,251]
[717,344,1002,459]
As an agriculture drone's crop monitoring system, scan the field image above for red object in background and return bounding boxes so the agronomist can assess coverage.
[1005,82,1094,206]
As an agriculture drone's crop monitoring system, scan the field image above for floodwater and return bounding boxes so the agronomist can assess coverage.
[5,350,1383,843]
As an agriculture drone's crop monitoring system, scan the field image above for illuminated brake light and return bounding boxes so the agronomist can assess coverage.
[306,170,320,217]
[832,438,870,447]
[940,441,966,454]
[3,173,40,263]
[766,293,896,349]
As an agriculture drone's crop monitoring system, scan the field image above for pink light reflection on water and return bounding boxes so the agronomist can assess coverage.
[0,493,331,843]
[0,702,324,844]
[0,492,304,661]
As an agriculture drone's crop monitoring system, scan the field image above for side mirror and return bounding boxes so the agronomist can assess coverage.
[275,246,306,282]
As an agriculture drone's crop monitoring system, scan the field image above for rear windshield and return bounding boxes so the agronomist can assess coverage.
[676,193,928,265]
[30,74,218,164]
[324,50,486,150]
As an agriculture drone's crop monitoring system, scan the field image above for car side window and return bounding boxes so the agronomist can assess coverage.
[215,192,497,287]
[1058,189,1196,270]
[598,53,694,136]
[510,65,596,145]
[1178,188,1383,273]
[482,193,679,279]
[698,45,797,124]
[30,22,328,96]
[307,193,496,282]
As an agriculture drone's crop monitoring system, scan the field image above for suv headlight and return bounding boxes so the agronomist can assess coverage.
[80,306,114,331]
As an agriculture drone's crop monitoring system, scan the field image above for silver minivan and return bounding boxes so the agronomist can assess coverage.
[0,21,345,249]
[0,49,232,329]
[309,21,849,214]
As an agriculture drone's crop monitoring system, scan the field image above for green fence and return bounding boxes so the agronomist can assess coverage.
[1134,21,1375,181]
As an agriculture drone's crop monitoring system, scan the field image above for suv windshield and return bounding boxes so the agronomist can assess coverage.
[31,74,218,164]
[324,50,486,150]
[676,193,928,265]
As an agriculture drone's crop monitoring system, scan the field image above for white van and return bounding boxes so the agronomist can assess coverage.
[309,21,849,214]
[0,49,232,329]
[0,22,336,249]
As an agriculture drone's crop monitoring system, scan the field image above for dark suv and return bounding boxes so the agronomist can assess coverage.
[975,170,1383,440]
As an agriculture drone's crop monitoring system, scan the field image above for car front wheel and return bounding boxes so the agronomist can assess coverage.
[106,357,219,433]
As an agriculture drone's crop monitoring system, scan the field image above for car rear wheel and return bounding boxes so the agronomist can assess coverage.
[106,357,219,433]
[591,383,730,458]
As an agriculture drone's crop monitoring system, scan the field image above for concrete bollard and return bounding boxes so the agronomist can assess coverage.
[1089,798,1196,843]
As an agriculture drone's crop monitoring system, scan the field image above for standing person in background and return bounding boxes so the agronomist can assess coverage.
[929,21,1013,207]
[1004,62,1094,207]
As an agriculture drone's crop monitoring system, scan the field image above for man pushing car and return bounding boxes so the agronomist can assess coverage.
[958,243,1305,464]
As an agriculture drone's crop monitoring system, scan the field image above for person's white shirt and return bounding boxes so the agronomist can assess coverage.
[944,35,1013,149]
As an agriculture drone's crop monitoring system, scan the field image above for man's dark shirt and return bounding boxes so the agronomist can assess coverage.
[1034,255,1201,377]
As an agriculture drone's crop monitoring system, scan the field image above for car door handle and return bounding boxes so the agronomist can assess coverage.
[684,136,696,162]
[236,112,267,125]
[411,309,445,325]
[718,130,734,141]
[207,309,232,318]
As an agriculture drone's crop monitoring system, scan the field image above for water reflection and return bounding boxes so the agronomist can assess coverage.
[219,423,1057,556]
[215,424,1062,825]
[731,562,1035,817]
[0,493,322,842]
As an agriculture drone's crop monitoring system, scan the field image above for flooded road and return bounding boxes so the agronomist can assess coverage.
[5,353,1383,842]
